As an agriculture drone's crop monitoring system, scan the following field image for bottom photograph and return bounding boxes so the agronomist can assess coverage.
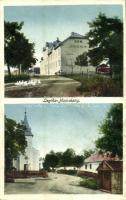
[4,103,123,194]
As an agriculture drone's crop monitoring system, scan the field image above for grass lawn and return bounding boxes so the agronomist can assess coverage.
[63,74,123,97]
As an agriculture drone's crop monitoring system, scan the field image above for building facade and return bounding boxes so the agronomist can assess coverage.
[13,111,40,171]
[40,32,95,75]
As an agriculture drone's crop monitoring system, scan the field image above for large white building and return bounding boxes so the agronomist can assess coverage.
[40,32,95,75]
[13,111,40,171]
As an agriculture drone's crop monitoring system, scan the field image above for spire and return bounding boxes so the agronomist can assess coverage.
[23,110,33,137]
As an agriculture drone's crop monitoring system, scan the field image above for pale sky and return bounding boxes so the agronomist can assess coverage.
[5,103,112,157]
[4,5,123,66]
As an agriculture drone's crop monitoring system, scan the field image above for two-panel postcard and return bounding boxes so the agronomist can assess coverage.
[0,0,125,200]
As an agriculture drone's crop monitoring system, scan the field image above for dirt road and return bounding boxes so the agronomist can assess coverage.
[5,173,104,194]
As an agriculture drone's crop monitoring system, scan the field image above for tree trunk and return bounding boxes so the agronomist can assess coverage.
[7,65,11,77]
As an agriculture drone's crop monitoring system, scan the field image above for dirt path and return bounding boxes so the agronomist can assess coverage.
[5,173,104,194]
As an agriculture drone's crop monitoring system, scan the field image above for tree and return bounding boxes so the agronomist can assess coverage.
[86,13,123,77]
[61,148,75,167]
[43,151,59,170]
[73,155,84,168]
[95,104,123,158]
[5,116,27,172]
[5,21,36,76]
[83,149,94,160]
[75,52,88,67]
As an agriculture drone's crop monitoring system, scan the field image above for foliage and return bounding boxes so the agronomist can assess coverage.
[61,148,75,167]
[75,52,88,66]
[5,21,36,76]
[96,104,123,158]
[73,155,84,168]
[83,149,94,160]
[43,151,59,170]
[57,169,77,175]
[64,74,122,97]
[80,178,98,190]
[5,74,30,83]
[5,116,27,172]
[86,13,123,78]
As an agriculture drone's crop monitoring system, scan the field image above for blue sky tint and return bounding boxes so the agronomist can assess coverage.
[4,5,123,66]
[5,104,112,157]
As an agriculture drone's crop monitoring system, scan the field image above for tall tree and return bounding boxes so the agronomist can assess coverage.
[43,151,59,170]
[73,155,84,168]
[5,116,27,172]
[61,148,75,167]
[95,104,123,158]
[86,13,123,78]
[4,21,36,76]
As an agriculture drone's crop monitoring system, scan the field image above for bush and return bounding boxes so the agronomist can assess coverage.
[80,178,98,190]
[5,74,30,83]
[57,169,77,175]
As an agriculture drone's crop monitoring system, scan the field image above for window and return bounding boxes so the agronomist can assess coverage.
[85,164,87,169]
[90,164,92,169]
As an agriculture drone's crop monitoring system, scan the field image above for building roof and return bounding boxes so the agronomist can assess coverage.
[23,111,33,137]
[97,160,123,172]
[43,32,86,52]
[85,153,120,163]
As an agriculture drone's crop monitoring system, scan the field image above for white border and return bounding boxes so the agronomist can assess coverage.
[0,0,126,200]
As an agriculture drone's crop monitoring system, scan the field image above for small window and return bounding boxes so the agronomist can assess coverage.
[80,40,82,43]
[90,164,92,169]
[85,164,87,169]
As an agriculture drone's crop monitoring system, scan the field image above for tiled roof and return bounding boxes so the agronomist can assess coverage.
[85,153,119,163]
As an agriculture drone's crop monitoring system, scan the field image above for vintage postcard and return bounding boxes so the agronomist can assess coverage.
[0,0,125,200]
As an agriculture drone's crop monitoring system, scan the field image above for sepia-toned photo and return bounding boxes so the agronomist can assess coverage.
[4,4,123,97]
[5,104,123,194]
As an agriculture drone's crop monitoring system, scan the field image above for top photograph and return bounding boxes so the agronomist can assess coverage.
[4,4,123,97]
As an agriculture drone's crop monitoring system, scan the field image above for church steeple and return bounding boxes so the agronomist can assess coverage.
[23,110,33,137]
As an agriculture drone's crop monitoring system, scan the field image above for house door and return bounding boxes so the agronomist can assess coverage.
[24,164,28,171]
[102,171,111,192]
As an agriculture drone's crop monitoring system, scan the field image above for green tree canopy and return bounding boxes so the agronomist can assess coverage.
[5,116,27,172]
[75,52,88,67]
[5,21,36,76]
[95,104,123,158]
[86,13,123,77]
[43,151,59,170]
[61,148,75,167]
[73,155,84,168]
[83,149,95,160]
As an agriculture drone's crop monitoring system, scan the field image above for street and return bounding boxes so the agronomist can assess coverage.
[5,173,104,194]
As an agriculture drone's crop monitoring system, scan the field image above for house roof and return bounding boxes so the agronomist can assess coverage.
[97,160,123,172]
[85,153,119,163]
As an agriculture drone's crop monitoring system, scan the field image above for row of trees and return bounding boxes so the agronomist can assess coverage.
[43,149,94,170]
[5,104,122,172]
[75,13,123,79]
[5,21,36,77]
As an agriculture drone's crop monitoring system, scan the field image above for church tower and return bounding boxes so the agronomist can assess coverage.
[13,110,39,171]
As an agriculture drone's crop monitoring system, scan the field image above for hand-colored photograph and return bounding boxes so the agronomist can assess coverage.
[4,4,123,97]
[5,103,123,194]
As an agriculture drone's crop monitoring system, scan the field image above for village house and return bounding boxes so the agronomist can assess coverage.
[40,32,95,75]
[80,152,120,174]
[13,111,40,171]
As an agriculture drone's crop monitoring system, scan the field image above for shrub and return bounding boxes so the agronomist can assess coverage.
[57,169,77,175]
[80,178,98,190]
[5,74,30,83]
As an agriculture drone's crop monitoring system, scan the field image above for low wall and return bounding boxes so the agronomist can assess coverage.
[77,170,98,180]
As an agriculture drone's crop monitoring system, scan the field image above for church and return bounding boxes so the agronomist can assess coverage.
[13,111,40,171]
